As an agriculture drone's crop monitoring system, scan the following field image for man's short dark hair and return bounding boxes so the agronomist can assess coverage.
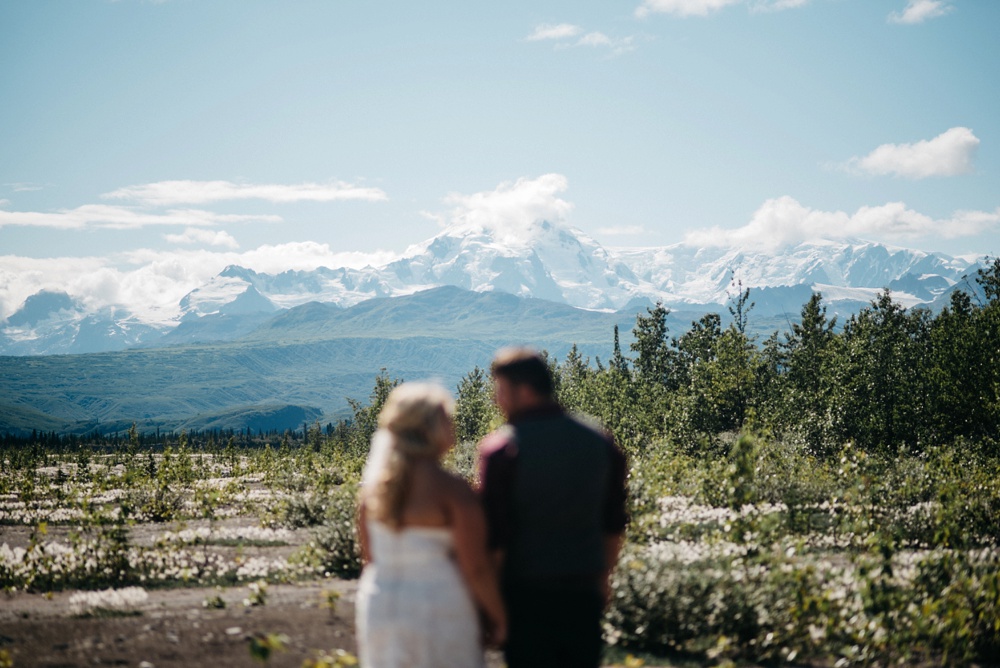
[490,347,554,397]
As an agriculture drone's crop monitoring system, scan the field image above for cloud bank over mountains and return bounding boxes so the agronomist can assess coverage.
[685,196,1000,251]
[434,174,575,247]
[1,173,995,327]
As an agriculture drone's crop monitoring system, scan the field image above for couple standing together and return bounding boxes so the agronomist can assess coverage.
[355,347,629,668]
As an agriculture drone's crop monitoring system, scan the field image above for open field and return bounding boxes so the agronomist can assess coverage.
[2,433,999,668]
[0,449,363,668]
[0,446,677,667]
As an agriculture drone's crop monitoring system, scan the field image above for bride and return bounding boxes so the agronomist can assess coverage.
[355,382,507,668]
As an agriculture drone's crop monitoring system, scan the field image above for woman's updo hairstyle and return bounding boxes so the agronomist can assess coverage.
[364,383,454,528]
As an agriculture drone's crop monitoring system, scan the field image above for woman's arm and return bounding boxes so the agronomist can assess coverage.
[601,532,624,606]
[357,498,371,566]
[447,481,507,647]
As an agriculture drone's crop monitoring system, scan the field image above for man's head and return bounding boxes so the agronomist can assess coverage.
[490,347,555,418]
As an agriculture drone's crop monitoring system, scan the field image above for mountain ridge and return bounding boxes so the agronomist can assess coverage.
[0,276,981,436]
[1,217,985,356]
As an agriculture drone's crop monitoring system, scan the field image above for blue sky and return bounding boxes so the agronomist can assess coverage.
[1,0,998,318]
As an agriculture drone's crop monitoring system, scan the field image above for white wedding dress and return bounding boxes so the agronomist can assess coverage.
[355,431,484,668]
[356,521,484,668]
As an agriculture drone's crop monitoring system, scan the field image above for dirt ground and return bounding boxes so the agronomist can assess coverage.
[0,517,649,667]
[0,577,527,668]
[0,580,363,668]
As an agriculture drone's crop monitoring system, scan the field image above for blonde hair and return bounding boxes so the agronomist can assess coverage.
[363,383,454,529]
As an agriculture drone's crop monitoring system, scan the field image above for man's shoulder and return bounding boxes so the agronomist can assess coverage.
[478,425,517,459]
[564,411,616,444]
[564,411,608,434]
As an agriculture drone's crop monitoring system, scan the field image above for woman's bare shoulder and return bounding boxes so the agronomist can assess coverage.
[409,461,475,504]
[429,466,478,506]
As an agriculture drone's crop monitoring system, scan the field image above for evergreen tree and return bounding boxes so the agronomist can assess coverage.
[454,366,499,444]
[557,344,597,413]
[924,290,989,442]
[610,325,630,374]
[346,369,401,453]
[777,292,838,453]
[674,313,722,384]
[727,279,755,336]
[835,290,929,452]
[630,301,677,391]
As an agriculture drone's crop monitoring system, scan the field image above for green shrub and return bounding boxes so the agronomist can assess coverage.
[294,483,362,579]
[605,543,839,664]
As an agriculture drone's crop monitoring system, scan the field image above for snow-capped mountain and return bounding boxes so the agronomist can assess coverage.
[179,220,976,314]
[0,290,163,355]
[1,217,984,355]
[384,218,648,309]
[179,270,279,319]
[614,238,975,309]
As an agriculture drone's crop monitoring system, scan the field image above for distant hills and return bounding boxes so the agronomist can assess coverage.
[0,287,640,436]
[0,216,989,435]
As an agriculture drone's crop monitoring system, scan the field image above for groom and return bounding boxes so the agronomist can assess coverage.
[478,347,628,668]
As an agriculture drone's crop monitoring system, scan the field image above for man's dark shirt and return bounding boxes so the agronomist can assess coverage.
[478,402,628,588]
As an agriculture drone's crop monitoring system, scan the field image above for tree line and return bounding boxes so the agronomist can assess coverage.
[456,257,1000,460]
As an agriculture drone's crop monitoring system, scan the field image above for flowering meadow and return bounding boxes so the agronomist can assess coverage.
[3,417,999,666]
[608,435,1000,666]
[0,439,359,594]
[4,259,1000,666]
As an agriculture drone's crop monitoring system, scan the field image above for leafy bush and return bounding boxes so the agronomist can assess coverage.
[606,540,1000,665]
[606,543,838,664]
[124,481,185,522]
[294,483,362,579]
[275,490,332,528]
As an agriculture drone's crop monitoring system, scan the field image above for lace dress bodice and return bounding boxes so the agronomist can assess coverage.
[356,520,484,668]
[366,521,455,576]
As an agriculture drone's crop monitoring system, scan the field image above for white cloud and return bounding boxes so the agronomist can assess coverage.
[846,127,979,179]
[1,178,385,231]
[576,32,637,55]
[4,182,44,193]
[0,204,280,230]
[637,0,743,18]
[526,23,636,56]
[636,0,808,17]
[0,242,400,322]
[684,196,1000,250]
[526,23,583,41]
[751,0,808,11]
[440,174,574,246]
[164,227,240,249]
[944,208,1000,238]
[578,32,612,47]
[0,255,108,320]
[889,0,953,25]
[102,179,388,206]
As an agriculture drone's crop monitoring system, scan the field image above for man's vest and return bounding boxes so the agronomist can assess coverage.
[503,412,611,585]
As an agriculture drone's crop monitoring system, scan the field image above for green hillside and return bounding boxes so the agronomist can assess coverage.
[0,336,502,434]
[244,285,629,343]
[0,286,786,435]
